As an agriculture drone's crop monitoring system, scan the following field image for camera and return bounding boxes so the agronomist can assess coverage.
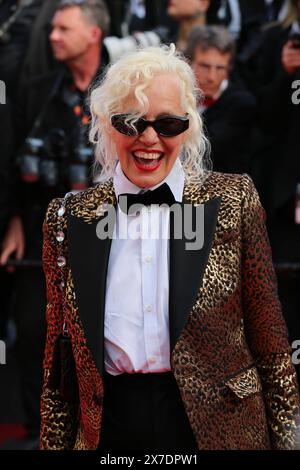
[19,125,94,190]
[69,145,93,190]
[69,125,93,190]
[39,129,67,187]
[19,129,68,187]
[19,137,44,183]
[103,26,169,63]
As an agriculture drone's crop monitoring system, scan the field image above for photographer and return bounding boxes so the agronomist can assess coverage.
[0,0,110,448]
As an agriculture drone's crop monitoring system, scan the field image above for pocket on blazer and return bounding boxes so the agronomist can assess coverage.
[224,365,262,399]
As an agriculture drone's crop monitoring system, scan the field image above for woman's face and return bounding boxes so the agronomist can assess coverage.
[110,73,188,189]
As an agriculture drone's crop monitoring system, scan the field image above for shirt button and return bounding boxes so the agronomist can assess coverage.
[149,357,156,364]
[145,256,152,263]
[146,304,152,312]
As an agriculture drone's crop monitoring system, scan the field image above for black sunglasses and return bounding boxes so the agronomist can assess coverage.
[110,114,189,137]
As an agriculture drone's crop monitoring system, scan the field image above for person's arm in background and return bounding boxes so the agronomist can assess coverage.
[241,174,300,449]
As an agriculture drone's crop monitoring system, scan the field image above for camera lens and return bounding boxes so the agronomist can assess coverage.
[20,137,43,183]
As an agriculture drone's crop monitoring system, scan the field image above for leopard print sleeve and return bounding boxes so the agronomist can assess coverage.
[40,197,78,450]
[240,174,300,449]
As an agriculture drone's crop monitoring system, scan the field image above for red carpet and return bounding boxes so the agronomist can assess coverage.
[0,424,27,445]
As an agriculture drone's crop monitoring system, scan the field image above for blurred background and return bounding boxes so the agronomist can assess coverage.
[0,0,299,450]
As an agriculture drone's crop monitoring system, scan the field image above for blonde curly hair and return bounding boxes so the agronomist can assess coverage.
[89,43,211,184]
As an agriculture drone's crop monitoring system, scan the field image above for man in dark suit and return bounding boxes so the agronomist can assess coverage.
[185,25,256,174]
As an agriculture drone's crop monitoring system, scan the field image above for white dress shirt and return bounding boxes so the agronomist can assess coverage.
[104,158,185,375]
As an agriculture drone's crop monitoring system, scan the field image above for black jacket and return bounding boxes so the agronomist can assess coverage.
[254,24,300,262]
[202,82,256,174]
[256,25,300,210]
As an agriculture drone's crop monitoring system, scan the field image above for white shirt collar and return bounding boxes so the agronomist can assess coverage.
[113,157,185,203]
[215,79,229,99]
[197,79,229,114]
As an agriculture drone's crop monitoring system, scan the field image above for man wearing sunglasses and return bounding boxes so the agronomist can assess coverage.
[40,45,300,451]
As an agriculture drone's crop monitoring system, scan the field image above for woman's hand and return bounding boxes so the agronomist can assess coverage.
[0,216,25,270]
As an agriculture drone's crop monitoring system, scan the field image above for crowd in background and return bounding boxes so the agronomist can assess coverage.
[0,0,299,450]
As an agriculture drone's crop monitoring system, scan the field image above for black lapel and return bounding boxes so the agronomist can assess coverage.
[67,210,114,376]
[169,196,221,352]
[67,185,221,370]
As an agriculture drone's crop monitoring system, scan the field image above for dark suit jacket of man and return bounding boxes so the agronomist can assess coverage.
[40,171,300,450]
[253,24,300,262]
[202,83,256,174]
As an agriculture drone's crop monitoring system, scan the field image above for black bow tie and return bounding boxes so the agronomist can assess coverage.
[118,183,176,215]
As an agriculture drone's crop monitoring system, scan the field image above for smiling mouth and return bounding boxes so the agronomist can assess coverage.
[132,151,164,168]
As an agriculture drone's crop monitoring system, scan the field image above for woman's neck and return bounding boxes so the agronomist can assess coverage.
[177,15,207,51]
